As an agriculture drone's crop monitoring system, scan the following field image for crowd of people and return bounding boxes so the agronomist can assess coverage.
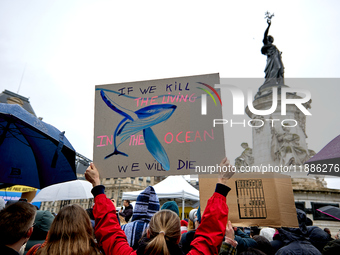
[1,157,340,255]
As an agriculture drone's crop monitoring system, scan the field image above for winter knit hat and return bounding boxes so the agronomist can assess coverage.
[131,186,160,222]
[181,220,188,234]
[189,209,197,222]
[161,201,179,216]
[259,227,276,242]
[122,186,160,249]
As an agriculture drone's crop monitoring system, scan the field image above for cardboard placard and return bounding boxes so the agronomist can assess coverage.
[199,173,299,228]
[93,73,225,178]
[21,191,37,203]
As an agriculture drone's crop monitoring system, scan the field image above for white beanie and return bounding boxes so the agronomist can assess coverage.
[259,227,276,242]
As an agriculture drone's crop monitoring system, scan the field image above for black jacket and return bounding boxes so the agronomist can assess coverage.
[1,244,19,255]
[275,209,321,255]
[119,204,133,222]
[307,226,332,252]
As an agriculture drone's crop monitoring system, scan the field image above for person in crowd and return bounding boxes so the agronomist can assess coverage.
[250,227,261,238]
[188,209,197,231]
[219,221,238,255]
[86,208,96,228]
[180,206,203,254]
[252,235,274,255]
[234,227,257,253]
[24,210,54,254]
[161,201,179,216]
[259,227,276,242]
[180,220,188,235]
[85,157,234,255]
[0,201,36,255]
[180,221,198,254]
[322,238,340,255]
[323,228,333,240]
[270,229,283,253]
[121,186,160,249]
[119,200,134,222]
[239,247,267,255]
[307,225,332,252]
[180,207,202,254]
[187,219,195,232]
[274,209,321,255]
[335,231,340,239]
[27,204,101,255]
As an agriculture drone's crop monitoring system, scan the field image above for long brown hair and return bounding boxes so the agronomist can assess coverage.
[144,209,181,255]
[36,204,100,255]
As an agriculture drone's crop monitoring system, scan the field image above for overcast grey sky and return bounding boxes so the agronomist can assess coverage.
[1,0,340,187]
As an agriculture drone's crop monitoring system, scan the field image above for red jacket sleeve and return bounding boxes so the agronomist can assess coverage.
[188,191,229,255]
[93,194,136,255]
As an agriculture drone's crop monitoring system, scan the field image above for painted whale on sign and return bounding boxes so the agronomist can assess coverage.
[100,90,177,170]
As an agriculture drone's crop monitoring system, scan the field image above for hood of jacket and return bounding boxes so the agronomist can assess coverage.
[278,209,309,245]
[131,186,160,223]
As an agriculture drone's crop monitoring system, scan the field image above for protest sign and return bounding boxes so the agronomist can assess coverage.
[199,173,299,228]
[93,73,225,178]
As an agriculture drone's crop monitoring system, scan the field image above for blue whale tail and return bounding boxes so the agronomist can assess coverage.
[105,149,128,159]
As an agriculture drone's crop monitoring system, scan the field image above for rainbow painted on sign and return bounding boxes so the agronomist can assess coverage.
[196,82,222,115]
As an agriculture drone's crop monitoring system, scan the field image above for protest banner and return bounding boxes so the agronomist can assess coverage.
[199,173,299,228]
[0,185,37,193]
[0,185,40,207]
[93,73,225,178]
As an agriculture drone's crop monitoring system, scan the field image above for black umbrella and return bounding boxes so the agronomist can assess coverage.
[316,206,340,221]
[0,103,77,189]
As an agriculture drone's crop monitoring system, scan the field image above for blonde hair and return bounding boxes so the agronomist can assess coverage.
[144,209,181,255]
[36,204,100,255]
[187,219,195,231]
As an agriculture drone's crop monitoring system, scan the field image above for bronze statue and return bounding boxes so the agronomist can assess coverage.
[261,12,284,85]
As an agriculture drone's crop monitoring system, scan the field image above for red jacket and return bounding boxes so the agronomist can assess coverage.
[93,185,229,255]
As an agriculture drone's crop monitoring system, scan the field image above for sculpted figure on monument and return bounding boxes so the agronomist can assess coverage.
[251,115,265,133]
[261,13,284,85]
[271,126,308,166]
[235,143,254,169]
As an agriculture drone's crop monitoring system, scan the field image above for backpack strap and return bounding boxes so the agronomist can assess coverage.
[26,243,42,255]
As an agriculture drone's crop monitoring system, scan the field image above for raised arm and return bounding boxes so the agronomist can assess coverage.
[188,157,235,255]
[263,20,271,45]
[85,163,135,255]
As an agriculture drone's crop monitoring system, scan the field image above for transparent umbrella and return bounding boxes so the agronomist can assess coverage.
[32,180,93,202]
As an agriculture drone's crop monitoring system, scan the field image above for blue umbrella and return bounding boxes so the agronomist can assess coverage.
[0,103,77,189]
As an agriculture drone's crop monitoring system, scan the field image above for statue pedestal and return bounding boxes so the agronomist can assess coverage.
[245,84,311,168]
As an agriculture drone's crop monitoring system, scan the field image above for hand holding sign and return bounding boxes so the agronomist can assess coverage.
[85,163,101,187]
[218,157,235,185]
